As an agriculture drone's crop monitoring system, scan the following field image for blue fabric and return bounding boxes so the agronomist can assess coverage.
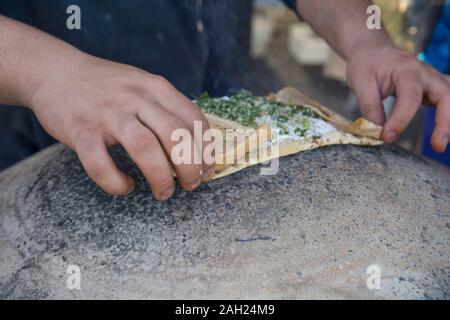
[421,3,450,166]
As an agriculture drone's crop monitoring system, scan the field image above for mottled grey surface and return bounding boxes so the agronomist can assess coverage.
[0,143,449,299]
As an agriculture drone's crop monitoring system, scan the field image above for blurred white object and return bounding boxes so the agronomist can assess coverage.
[383,96,396,117]
[322,50,347,82]
[251,14,275,57]
[288,23,330,65]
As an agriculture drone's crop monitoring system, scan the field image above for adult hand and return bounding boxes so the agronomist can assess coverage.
[29,54,213,200]
[347,44,450,153]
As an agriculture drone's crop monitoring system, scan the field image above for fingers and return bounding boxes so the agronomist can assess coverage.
[136,103,204,191]
[382,70,424,143]
[432,104,450,153]
[425,76,450,153]
[143,76,215,181]
[350,74,385,126]
[76,131,135,196]
[111,115,176,201]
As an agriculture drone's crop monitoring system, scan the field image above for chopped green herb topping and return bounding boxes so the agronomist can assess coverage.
[196,90,320,137]
[294,117,310,137]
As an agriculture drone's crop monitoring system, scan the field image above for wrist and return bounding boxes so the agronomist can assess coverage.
[25,48,88,110]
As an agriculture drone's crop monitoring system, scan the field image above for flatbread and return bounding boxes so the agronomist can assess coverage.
[203,87,383,179]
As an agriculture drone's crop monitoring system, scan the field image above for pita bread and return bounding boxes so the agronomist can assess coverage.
[202,87,383,179]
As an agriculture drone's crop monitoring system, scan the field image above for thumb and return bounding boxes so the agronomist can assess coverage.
[351,76,386,126]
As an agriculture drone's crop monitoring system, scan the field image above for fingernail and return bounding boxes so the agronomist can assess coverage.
[442,136,449,150]
[386,131,398,143]
[125,179,135,195]
[187,179,201,191]
[159,186,175,201]
[126,184,135,195]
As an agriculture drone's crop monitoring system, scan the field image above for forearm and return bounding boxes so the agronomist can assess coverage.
[296,0,393,61]
[0,15,83,106]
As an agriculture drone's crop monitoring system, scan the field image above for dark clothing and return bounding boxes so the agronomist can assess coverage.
[0,0,280,169]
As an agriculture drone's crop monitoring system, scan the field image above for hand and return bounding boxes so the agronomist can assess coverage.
[347,44,450,153]
[29,54,214,200]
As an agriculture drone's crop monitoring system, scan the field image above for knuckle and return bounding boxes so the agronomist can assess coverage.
[424,62,439,75]
[398,54,419,68]
[85,161,109,180]
[181,107,210,132]
[394,61,421,81]
[407,88,423,103]
[397,68,420,83]
[435,118,450,128]
[436,76,449,88]
[75,130,99,154]
[129,130,159,155]
[428,82,450,103]
[116,115,140,139]
[436,81,450,97]
[165,117,188,132]
[149,74,170,89]
[405,56,419,68]
[361,104,379,116]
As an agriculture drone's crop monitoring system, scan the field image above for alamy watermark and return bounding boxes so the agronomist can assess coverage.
[66,264,81,290]
[170,121,280,176]
[366,5,382,30]
[366,264,381,290]
[66,5,382,33]
[66,5,81,30]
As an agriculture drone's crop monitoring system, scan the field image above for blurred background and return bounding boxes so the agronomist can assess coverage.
[237,0,444,157]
